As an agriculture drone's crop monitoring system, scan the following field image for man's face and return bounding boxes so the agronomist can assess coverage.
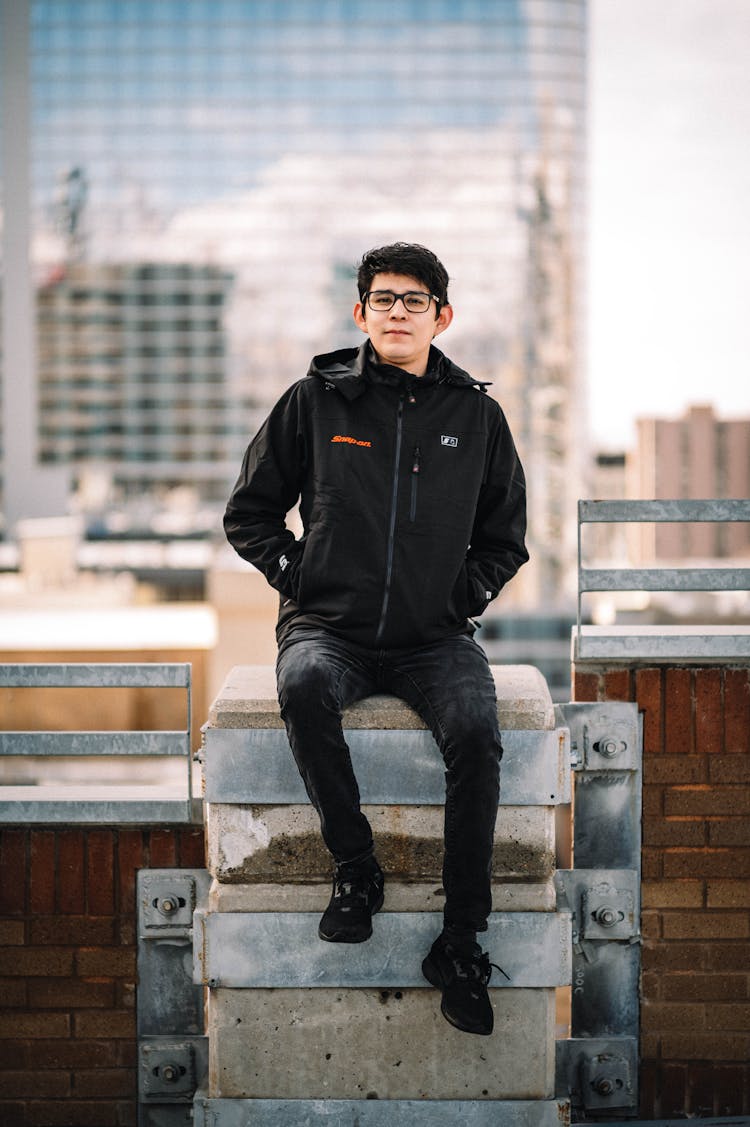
[353,272,453,377]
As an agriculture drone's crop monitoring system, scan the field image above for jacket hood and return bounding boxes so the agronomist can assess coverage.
[308,341,489,399]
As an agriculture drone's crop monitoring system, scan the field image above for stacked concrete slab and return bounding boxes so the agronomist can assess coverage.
[195,664,571,1123]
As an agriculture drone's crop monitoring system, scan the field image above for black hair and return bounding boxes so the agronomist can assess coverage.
[357,242,450,312]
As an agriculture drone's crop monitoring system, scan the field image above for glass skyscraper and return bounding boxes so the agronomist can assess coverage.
[1,0,587,604]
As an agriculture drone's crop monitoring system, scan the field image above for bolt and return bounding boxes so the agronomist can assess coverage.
[159,897,177,914]
[594,906,622,928]
[594,735,623,758]
[161,1063,180,1083]
[593,1076,614,1096]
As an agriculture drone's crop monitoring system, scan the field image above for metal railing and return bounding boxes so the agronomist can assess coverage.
[0,662,200,824]
[577,499,750,659]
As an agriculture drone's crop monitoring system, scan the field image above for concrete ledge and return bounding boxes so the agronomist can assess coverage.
[194,1097,570,1127]
[207,879,557,913]
[574,625,750,664]
[208,664,555,731]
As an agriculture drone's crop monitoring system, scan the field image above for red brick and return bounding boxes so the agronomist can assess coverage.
[706,1002,750,1030]
[641,847,663,880]
[662,911,749,940]
[0,978,28,1007]
[26,1101,118,1127]
[642,941,707,973]
[665,786,750,817]
[665,668,693,755]
[87,830,115,915]
[709,754,750,784]
[694,668,723,755]
[643,818,706,847]
[707,880,750,908]
[713,1065,748,1115]
[658,1062,690,1118]
[709,818,750,846]
[724,669,750,754]
[704,941,750,970]
[642,1000,704,1030]
[644,755,706,784]
[687,1062,719,1116]
[640,911,662,939]
[641,880,703,909]
[117,1097,137,1127]
[0,1013,70,1038]
[25,1039,117,1069]
[0,1071,70,1098]
[57,830,85,914]
[642,785,664,816]
[76,947,136,978]
[572,670,599,701]
[28,978,114,1009]
[661,1030,750,1060]
[178,826,205,868]
[30,916,115,946]
[663,848,750,880]
[638,1059,658,1118]
[2,948,74,977]
[117,831,146,915]
[602,668,632,700]
[72,1068,134,1098]
[148,829,178,867]
[0,920,25,945]
[635,667,663,754]
[0,830,27,915]
[0,1102,27,1127]
[662,972,748,1002]
[29,830,56,915]
[73,1010,136,1039]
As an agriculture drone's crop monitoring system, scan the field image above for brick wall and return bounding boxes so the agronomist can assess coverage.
[0,825,205,1127]
[573,663,750,1117]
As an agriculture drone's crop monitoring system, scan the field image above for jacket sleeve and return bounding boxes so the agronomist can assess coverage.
[223,382,308,600]
[465,407,529,616]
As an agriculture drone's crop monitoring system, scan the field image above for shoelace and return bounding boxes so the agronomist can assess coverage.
[332,874,372,909]
[449,948,510,985]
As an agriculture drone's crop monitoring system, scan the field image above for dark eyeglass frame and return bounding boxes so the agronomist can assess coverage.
[363,289,440,313]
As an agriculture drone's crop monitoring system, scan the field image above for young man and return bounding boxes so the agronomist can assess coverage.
[224,243,528,1036]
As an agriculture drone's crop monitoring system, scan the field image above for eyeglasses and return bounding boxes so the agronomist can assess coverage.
[364,290,439,313]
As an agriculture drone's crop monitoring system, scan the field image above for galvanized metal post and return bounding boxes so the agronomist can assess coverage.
[555,701,642,1117]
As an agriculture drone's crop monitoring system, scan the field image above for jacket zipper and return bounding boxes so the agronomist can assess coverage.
[410,444,420,522]
[375,395,404,645]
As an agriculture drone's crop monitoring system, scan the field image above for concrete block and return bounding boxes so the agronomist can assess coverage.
[207,664,555,731]
[208,986,555,1100]
[206,803,555,884]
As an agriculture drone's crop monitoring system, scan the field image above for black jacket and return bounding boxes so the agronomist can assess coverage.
[224,342,528,649]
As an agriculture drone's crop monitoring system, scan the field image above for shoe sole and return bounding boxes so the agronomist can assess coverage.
[421,953,494,1037]
[318,890,385,944]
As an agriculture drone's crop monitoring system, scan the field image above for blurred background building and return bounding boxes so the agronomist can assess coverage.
[1,0,588,616]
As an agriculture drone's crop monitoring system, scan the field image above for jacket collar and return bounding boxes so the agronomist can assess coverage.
[309,341,489,399]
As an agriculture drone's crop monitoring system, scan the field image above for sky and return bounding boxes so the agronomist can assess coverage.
[587,0,750,449]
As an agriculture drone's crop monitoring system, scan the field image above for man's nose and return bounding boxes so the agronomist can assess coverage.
[389,297,409,315]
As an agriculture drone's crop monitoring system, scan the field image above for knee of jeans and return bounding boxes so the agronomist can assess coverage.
[443,717,503,768]
[278,660,340,718]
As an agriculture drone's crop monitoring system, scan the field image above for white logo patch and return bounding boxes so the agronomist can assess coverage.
[441,435,459,447]
[279,554,289,571]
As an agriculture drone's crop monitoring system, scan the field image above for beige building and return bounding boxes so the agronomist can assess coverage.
[627,404,750,562]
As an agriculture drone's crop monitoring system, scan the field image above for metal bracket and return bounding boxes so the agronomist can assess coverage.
[137,869,211,1127]
[556,1037,637,1114]
[556,702,640,773]
[556,869,639,945]
[140,1041,197,1101]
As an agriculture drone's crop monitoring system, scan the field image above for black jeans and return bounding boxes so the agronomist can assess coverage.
[276,627,503,934]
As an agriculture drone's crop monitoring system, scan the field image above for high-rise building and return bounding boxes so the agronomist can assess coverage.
[1,0,588,606]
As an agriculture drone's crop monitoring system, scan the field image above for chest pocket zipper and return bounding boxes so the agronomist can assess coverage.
[410,444,421,522]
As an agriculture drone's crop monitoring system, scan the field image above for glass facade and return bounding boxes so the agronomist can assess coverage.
[2,0,587,603]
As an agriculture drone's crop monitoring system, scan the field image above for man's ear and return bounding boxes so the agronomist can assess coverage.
[432,303,453,339]
[353,302,368,333]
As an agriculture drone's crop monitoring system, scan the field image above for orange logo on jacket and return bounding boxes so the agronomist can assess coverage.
[331,435,372,448]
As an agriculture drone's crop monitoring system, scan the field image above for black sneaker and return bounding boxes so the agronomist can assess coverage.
[422,935,509,1035]
[318,860,385,943]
